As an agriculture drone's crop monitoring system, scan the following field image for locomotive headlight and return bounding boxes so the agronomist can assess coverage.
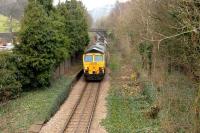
[99,67,104,73]
[84,67,89,73]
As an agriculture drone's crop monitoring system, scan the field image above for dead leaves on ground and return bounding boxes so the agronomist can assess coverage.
[114,65,143,97]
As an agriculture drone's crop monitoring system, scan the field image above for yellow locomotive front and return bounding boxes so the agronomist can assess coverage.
[83,44,106,81]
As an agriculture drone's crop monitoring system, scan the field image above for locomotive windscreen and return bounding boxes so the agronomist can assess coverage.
[84,55,93,62]
[95,55,103,62]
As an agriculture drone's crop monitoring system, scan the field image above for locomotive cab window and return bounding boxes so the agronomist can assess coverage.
[95,55,103,62]
[84,55,93,62]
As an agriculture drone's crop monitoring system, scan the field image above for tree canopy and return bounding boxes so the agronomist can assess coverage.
[58,0,89,54]
[14,0,89,90]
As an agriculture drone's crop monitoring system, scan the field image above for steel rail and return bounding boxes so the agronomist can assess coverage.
[62,81,101,133]
[74,83,96,133]
[85,83,101,133]
[61,82,88,133]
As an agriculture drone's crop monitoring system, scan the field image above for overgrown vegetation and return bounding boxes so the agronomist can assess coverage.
[99,0,200,81]
[0,75,73,133]
[100,0,200,132]
[103,43,160,132]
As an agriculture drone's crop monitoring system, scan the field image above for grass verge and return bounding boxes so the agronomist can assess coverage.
[102,44,160,132]
[103,83,160,133]
[0,75,73,133]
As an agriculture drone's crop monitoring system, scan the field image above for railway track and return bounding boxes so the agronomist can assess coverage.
[62,81,101,133]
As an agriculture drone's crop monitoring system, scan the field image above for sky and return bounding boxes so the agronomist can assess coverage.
[53,0,129,10]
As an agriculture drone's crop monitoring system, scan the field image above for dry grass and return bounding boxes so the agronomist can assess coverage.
[158,73,197,132]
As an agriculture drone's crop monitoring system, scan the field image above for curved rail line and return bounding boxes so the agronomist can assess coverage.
[62,81,101,133]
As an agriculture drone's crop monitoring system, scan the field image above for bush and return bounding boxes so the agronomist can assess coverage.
[0,52,21,101]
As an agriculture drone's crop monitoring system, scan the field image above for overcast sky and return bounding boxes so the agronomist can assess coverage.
[53,0,129,10]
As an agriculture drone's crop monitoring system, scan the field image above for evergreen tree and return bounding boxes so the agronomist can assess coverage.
[14,0,89,90]
[50,7,70,65]
[15,0,68,90]
[37,0,53,14]
[63,0,89,55]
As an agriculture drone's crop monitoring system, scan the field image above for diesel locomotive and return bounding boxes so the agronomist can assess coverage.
[82,39,107,81]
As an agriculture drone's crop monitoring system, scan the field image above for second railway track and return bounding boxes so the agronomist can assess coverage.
[62,81,101,133]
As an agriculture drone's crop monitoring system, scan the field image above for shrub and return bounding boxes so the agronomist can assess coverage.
[0,52,21,101]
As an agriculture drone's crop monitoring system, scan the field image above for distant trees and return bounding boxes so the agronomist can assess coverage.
[0,0,26,32]
[0,0,27,20]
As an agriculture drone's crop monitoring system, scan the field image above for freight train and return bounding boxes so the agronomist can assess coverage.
[82,35,107,81]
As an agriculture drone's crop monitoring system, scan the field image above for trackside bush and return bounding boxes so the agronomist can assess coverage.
[0,52,21,101]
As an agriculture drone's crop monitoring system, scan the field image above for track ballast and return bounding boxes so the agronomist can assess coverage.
[63,81,101,133]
